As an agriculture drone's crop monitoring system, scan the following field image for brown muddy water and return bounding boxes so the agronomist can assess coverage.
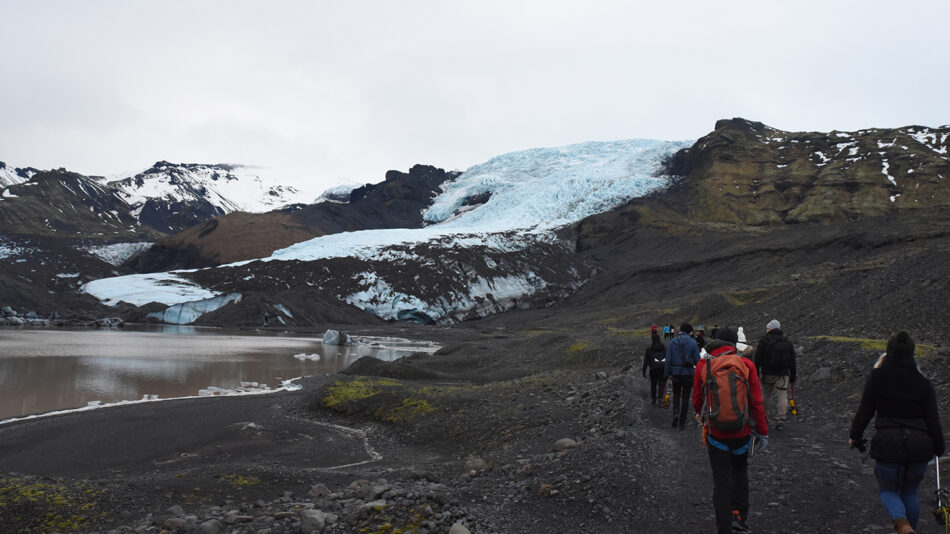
[0,326,438,420]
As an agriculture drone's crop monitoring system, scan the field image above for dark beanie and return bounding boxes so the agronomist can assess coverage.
[714,326,738,345]
[886,331,915,358]
[680,323,693,334]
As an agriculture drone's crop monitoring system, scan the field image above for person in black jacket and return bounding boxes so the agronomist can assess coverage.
[850,331,945,534]
[642,335,667,406]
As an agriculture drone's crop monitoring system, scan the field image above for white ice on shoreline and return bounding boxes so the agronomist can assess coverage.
[0,377,305,426]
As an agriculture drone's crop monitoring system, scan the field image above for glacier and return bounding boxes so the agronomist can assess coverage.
[83,138,691,322]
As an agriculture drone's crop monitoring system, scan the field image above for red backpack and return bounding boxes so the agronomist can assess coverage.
[702,351,751,431]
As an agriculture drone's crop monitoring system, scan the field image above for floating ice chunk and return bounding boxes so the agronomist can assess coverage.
[323,329,352,345]
[293,353,322,361]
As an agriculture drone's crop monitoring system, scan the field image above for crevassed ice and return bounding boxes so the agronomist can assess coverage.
[261,138,690,264]
[424,138,691,230]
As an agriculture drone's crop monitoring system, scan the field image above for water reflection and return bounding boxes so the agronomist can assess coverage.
[0,327,437,420]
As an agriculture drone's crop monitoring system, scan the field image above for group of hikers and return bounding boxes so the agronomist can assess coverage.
[640,321,945,534]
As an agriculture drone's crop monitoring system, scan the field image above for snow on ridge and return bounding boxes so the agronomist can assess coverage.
[107,163,318,214]
[0,161,38,188]
[316,183,360,203]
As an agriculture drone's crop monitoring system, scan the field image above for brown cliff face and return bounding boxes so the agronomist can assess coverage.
[666,118,950,225]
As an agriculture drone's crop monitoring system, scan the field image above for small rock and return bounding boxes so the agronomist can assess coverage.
[200,519,224,534]
[553,438,578,452]
[309,483,331,498]
[167,505,185,516]
[163,517,187,530]
[448,523,471,534]
[813,367,832,382]
[464,457,487,472]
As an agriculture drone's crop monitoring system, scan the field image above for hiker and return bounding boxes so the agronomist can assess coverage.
[850,331,945,534]
[651,323,658,336]
[665,323,700,430]
[754,319,796,431]
[693,326,769,534]
[663,324,671,341]
[642,336,667,406]
[695,328,706,349]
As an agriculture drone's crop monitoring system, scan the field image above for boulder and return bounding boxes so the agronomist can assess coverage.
[300,509,328,533]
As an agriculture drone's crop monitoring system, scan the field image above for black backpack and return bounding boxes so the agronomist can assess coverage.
[762,337,794,370]
[650,348,666,371]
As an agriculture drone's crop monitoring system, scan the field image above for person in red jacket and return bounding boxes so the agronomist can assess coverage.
[692,326,769,534]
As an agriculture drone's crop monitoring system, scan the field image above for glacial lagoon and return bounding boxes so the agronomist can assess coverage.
[0,326,438,420]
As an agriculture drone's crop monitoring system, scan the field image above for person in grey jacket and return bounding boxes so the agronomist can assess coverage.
[664,323,700,430]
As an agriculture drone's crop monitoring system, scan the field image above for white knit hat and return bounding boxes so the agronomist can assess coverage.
[766,319,781,330]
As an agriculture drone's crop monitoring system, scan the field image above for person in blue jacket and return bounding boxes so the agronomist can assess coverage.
[664,323,701,430]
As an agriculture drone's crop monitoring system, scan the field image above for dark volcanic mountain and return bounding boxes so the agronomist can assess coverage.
[664,118,950,224]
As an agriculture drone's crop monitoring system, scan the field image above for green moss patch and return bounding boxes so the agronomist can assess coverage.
[0,475,109,532]
[320,378,437,423]
[723,289,766,306]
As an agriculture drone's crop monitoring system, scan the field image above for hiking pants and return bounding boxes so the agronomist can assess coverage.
[762,374,789,423]
[670,375,692,425]
[707,436,750,534]
[875,461,929,529]
[648,369,665,401]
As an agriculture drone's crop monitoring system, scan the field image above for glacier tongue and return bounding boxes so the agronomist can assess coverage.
[423,138,691,231]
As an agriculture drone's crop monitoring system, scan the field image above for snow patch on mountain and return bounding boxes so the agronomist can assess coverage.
[107,162,318,214]
[0,161,38,188]
[80,242,153,266]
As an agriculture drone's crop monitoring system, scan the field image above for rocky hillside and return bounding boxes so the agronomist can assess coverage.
[664,118,950,225]
[127,164,458,272]
[0,169,152,239]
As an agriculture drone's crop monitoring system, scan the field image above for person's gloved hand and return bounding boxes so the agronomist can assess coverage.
[753,432,769,453]
[851,437,867,454]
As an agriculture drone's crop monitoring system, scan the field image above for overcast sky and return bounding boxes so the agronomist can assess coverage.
[2,1,947,192]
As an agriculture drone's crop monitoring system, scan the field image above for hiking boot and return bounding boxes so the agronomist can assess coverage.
[671,417,679,428]
[893,518,916,534]
[775,422,785,431]
[731,510,751,532]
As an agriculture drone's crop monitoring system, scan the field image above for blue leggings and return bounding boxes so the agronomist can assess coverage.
[874,461,929,528]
